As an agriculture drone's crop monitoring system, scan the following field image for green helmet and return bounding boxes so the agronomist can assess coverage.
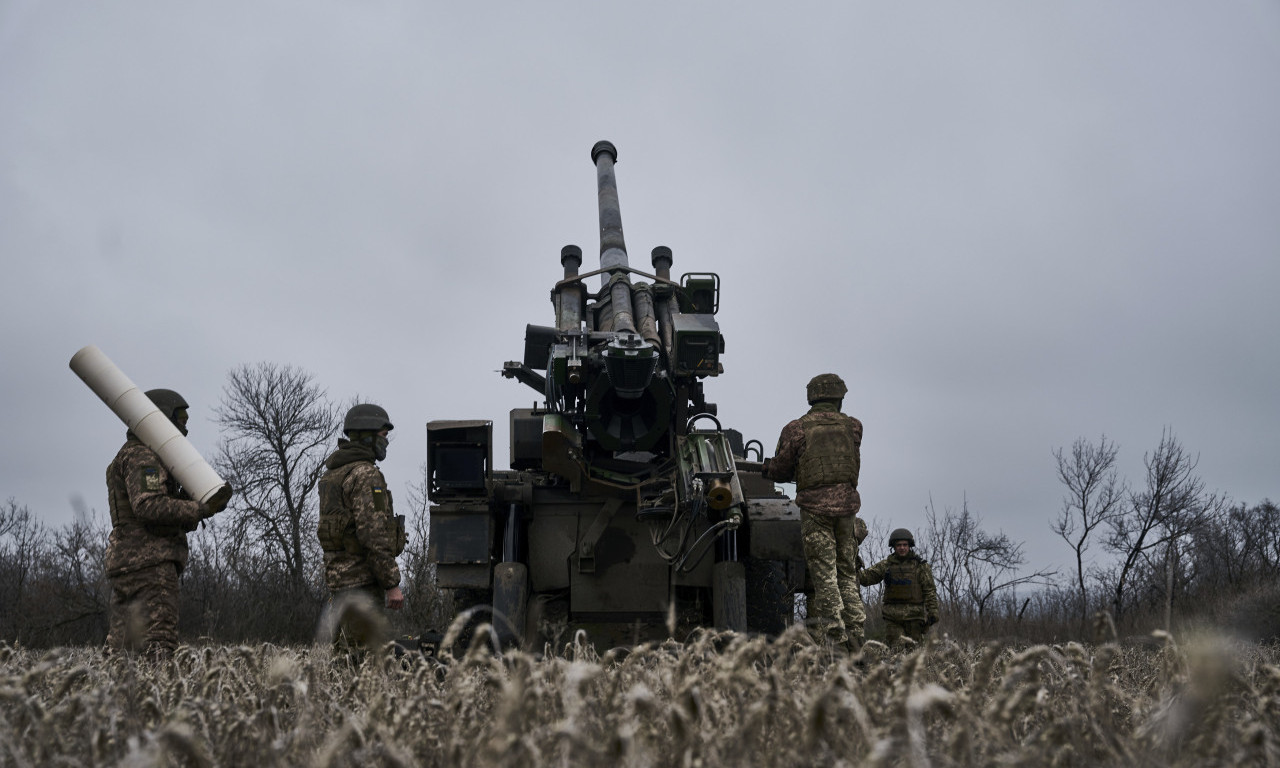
[889,528,915,548]
[145,388,190,436]
[145,389,188,419]
[343,404,393,434]
[806,373,848,404]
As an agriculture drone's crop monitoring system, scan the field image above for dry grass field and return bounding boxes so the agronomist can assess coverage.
[2,625,1278,767]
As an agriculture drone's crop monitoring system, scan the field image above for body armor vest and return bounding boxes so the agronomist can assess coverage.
[318,462,361,553]
[884,558,925,604]
[317,462,405,556]
[795,411,860,491]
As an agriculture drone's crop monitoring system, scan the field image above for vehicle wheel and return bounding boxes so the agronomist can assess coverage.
[443,587,496,657]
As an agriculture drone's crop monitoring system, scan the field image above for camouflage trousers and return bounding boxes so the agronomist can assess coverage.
[323,584,390,663]
[106,562,181,656]
[884,618,927,649]
[801,510,865,648]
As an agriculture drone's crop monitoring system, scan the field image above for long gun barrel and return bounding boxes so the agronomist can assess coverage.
[592,141,640,338]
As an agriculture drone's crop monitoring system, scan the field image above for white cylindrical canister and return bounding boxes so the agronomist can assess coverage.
[70,345,227,504]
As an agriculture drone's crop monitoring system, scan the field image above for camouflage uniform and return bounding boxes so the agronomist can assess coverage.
[105,437,204,655]
[317,438,404,650]
[859,551,939,647]
[766,399,865,649]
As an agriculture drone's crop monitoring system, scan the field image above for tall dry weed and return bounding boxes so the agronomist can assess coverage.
[1,630,1278,767]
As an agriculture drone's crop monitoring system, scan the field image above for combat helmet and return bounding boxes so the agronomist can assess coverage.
[807,373,848,404]
[146,388,190,435]
[145,389,189,420]
[889,528,915,548]
[343,404,394,434]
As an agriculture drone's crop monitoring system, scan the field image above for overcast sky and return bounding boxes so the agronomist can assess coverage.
[2,2,1277,578]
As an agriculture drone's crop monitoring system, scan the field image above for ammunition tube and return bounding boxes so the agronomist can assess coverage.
[706,478,735,510]
[69,345,227,504]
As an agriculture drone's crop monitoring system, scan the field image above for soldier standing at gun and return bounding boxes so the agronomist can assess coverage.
[859,528,939,648]
[105,389,231,657]
[763,374,866,653]
[318,404,406,658]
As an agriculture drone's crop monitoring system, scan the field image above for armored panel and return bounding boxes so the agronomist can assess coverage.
[738,470,780,498]
[510,409,543,470]
[670,312,722,377]
[428,501,493,566]
[571,513,670,615]
[435,564,492,590]
[745,497,802,560]
[680,273,720,314]
[526,502,578,592]
[427,420,491,498]
[523,324,557,370]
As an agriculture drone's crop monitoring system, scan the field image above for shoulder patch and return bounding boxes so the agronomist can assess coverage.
[140,466,164,492]
[372,487,386,511]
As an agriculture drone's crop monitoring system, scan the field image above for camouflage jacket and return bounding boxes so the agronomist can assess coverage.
[104,436,204,577]
[767,402,862,516]
[317,440,401,592]
[859,552,940,622]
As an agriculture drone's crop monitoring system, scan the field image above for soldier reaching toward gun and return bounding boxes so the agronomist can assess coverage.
[105,389,232,657]
[859,528,939,648]
[762,373,866,653]
[318,404,406,659]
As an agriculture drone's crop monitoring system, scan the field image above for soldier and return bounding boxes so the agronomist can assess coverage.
[105,389,231,657]
[859,528,939,648]
[317,404,406,657]
[763,373,865,653]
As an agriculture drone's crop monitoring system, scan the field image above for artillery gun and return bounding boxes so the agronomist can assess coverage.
[427,141,804,649]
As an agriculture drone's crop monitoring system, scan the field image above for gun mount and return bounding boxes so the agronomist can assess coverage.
[427,141,804,650]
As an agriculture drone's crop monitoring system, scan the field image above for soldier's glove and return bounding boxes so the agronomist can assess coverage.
[927,615,938,627]
[199,483,234,519]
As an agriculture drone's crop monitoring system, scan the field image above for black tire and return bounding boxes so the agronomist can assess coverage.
[443,587,496,657]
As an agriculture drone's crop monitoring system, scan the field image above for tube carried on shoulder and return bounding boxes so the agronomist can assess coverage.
[69,344,227,505]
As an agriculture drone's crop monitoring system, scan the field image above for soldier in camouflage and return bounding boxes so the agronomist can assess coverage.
[763,373,866,652]
[317,404,406,655]
[105,389,231,657]
[859,528,939,648]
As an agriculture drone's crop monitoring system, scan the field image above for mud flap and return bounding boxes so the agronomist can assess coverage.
[712,560,747,632]
[745,559,795,635]
[493,562,530,647]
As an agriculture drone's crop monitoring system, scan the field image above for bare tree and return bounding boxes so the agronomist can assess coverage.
[212,363,339,593]
[921,496,1056,625]
[395,464,454,634]
[1234,500,1280,580]
[1052,435,1126,626]
[46,511,110,641]
[1103,428,1225,627]
[0,499,47,642]
[0,497,28,540]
